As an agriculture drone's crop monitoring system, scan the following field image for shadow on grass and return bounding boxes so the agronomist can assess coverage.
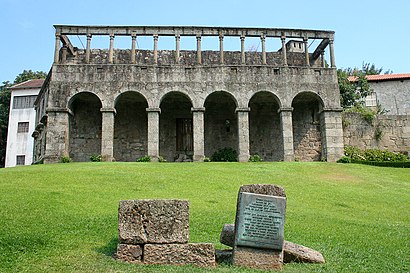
[96,237,119,257]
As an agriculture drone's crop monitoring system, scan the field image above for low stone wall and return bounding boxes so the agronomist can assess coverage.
[343,113,410,154]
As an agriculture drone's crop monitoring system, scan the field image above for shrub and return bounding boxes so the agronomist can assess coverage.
[158,156,167,162]
[90,154,102,162]
[203,157,211,162]
[211,147,238,162]
[337,156,351,163]
[60,156,72,163]
[136,155,151,162]
[249,154,263,162]
[341,146,408,164]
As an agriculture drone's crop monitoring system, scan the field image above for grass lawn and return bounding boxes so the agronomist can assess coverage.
[0,162,408,272]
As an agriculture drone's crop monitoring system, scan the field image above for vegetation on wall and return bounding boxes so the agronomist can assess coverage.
[0,70,47,167]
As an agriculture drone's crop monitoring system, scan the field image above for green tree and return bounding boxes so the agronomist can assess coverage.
[0,70,47,167]
[338,63,389,108]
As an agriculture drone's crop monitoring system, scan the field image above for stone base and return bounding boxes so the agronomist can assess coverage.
[232,246,283,270]
[144,243,216,267]
[116,244,142,263]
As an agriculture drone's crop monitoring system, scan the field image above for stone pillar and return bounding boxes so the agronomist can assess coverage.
[279,108,294,161]
[147,108,161,160]
[320,108,344,162]
[54,32,61,64]
[303,37,310,66]
[61,46,67,63]
[219,34,224,64]
[321,51,325,67]
[236,107,250,162]
[261,34,266,65]
[153,34,158,64]
[196,34,202,65]
[44,108,70,163]
[131,33,136,64]
[101,108,116,161]
[329,38,335,68]
[192,107,205,161]
[175,34,180,64]
[86,34,92,63]
[281,36,287,66]
[240,35,246,64]
[109,33,115,64]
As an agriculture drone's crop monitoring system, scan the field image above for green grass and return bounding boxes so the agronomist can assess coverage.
[0,162,409,272]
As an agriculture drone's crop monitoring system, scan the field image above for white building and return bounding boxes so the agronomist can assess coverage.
[5,79,44,167]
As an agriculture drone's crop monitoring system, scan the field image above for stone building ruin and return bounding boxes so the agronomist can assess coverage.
[33,25,344,163]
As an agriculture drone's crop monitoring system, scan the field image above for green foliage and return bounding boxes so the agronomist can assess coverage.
[350,160,410,168]
[157,156,167,162]
[59,156,72,163]
[336,156,351,163]
[13,70,47,85]
[136,155,151,162]
[211,147,238,162]
[90,154,102,162]
[203,157,211,162]
[343,146,408,162]
[0,162,409,272]
[248,154,263,162]
[345,105,377,124]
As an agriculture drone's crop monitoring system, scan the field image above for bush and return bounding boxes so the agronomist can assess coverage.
[136,155,151,162]
[337,156,351,163]
[90,154,102,162]
[249,154,263,162]
[158,156,167,162]
[351,160,410,168]
[203,157,211,162]
[60,156,72,163]
[340,146,408,165]
[211,147,237,162]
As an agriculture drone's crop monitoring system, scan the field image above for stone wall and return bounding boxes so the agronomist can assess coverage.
[369,79,410,115]
[343,113,410,154]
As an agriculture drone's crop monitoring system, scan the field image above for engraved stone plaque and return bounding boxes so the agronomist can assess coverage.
[235,192,285,250]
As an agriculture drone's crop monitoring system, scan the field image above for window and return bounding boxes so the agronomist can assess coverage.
[17,122,29,133]
[13,95,37,109]
[16,155,25,166]
[365,92,377,107]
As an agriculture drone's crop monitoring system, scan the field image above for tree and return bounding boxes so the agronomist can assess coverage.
[338,63,389,108]
[0,70,47,167]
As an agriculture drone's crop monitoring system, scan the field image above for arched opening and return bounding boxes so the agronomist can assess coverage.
[159,92,193,161]
[68,92,102,162]
[114,92,148,162]
[204,91,238,158]
[249,92,281,161]
[292,92,324,161]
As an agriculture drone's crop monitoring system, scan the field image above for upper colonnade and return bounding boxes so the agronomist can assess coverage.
[53,25,336,67]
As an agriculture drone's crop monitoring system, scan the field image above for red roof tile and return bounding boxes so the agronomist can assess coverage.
[9,79,45,89]
[348,73,410,82]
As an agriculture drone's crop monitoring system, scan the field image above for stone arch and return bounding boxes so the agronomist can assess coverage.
[114,91,149,162]
[68,92,102,162]
[159,91,194,161]
[204,91,238,159]
[248,91,282,161]
[291,91,324,161]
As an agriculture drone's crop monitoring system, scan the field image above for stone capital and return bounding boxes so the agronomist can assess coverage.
[100,107,117,114]
[235,107,250,113]
[278,107,293,113]
[191,107,205,112]
[146,107,161,113]
[320,107,343,113]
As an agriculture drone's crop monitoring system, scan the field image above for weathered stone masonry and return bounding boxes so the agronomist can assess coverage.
[33,25,344,163]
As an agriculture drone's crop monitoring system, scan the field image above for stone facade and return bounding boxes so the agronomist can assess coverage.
[33,25,344,163]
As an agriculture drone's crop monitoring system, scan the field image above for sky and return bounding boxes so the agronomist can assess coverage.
[1,0,409,83]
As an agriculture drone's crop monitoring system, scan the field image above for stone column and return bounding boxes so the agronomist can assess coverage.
[196,34,202,65]
[321,51,325,67]
[61,46,67,63]
[131,33,136,64]
[101,108,116,161]
[109,33,115,64]
[240,35,246,64]
[329,38,335,68]
[175,34,180,64]
[44,108,70,163]
[261,34,266,65]
[281,36,287,66]
[320,108,344,162]
[304,37,310,66]
[54,32,61,64]
[86,34,92,63]
[147,108,161,160]
[278,107,294,161]
[192,107,205,161]
[236,107,250,162]
[219,33,224,64]
[153,34,158,64]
